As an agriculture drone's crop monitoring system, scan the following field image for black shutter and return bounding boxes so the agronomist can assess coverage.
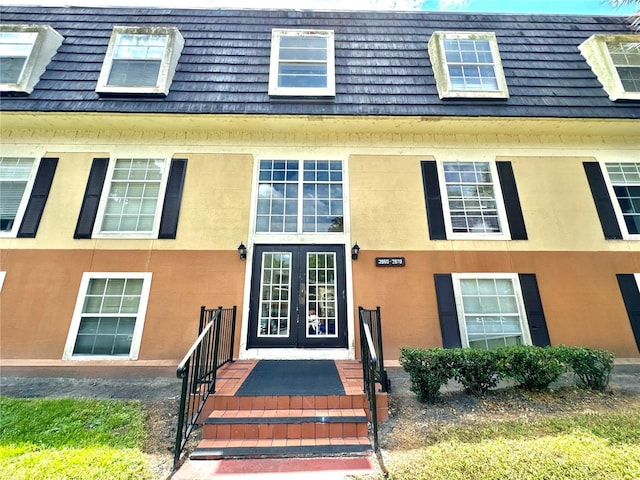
[434,274,462,348]
[158,158,187,239]
[421,161,446,240]
[496,161,527,240]
[617,274,640,353]
[74,157,109,239]
[583,162,623,240]
[519,273,551,347]
[16,157,58,238]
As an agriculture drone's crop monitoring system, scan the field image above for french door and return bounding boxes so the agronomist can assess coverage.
[247,244,347,349]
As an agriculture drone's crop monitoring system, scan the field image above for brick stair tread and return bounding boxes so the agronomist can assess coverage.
[191,437,373,460]
[205,408,368,424]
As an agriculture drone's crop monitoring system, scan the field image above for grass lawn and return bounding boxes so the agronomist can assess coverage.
[0,396,153,480]
[383,405,640,480]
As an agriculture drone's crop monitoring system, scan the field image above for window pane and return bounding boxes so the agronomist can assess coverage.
[0,57,27,83]
[607,42,640,92]
[0,157,35,233]
[107,60,161,87]
[276,34,329,91]
[443,37,499,91]
[607,163,640,235]
[100,159,164,233]
[0,31,37,83]
[458,276,524,350]
[258,253,291,337]
[72,276,146,357]
[256,159,342,234]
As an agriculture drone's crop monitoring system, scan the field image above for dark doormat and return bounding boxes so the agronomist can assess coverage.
[236,360,345,396]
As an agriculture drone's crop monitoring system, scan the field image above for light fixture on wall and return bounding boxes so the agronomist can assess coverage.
[237,242,247,260]
[351,242,360,260]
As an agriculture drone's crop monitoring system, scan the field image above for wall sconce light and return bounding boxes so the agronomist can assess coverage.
[237,242,247,260]
[351,242,360,260]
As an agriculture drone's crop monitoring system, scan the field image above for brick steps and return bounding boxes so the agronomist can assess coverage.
[193,396,373,460]
[191,437,372,460]
[203,408,369,440]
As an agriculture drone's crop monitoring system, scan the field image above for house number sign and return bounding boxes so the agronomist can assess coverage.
[375,257,406,267]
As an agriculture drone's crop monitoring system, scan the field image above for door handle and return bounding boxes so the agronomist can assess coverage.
[299,282,305,305]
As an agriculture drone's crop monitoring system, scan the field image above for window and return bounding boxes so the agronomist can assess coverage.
[580,34,640,101]
[0,25,63,94]
[94,158,169,238]
[0,157,36,236]
[63,273,152,360]
[440,161,507,236]
[605,162,640,238]
[75,157,186,240]
[452,274,532,349]
[422,160,527,240]
[0,272,5,292]
[256,160,343,233]
[268,29,335,97]
[96,26,184,96]
[428,31,509,99]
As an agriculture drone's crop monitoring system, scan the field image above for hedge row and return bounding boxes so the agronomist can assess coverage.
[399,345,615,403]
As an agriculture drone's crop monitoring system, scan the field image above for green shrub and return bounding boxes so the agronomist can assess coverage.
[557,346,615,391]
[400,348,456,403]
[497,345,566,391]
[452,349,502,397]
[400,345,616,402]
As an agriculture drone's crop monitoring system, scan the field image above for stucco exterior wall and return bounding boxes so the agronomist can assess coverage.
[1,114,638,372]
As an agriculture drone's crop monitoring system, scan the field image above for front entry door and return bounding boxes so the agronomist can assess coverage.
[247,244,347,349]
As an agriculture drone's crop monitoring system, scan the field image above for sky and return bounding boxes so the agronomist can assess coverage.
[2,0,638,15]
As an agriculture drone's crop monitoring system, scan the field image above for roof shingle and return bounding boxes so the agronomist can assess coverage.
[1,6,638,119]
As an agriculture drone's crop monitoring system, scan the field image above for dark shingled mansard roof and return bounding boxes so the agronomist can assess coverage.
[1,6,639,119]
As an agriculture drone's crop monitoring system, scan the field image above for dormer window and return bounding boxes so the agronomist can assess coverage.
[0,24,63,94]
[268,29,335,98]
[580,34,640,101]
[428,31,509,99]
[96,26,184,96]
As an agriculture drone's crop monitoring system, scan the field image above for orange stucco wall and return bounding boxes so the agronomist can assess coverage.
[352,250,640,362]
[0,250,245,361]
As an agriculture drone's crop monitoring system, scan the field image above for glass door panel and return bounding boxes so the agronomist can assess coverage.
[258,252,291,337]
[247,245,347,349]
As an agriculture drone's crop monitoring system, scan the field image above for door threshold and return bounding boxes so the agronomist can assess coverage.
[239,348,353,361]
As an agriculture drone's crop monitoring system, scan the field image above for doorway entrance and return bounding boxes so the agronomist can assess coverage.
[247,244,347,349]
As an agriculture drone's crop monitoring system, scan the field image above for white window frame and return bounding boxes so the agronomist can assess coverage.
[92,157,171,239]
[0,272,5,292]
[452,273,532,349]
[580,34,640,101]
[96,26,184,96]
[0,157,40,238]
[437,160,511,240]
[63,272,152,361]
[635,273,640,291]
[601,161,640,240]
[428,31,509,99]
[0,24,63,94]
[253,158,345,236]
[268,29,335,98]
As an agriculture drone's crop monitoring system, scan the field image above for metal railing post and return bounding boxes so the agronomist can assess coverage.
[210,307,223,394]
[174,361,190,468]
[174,305,237,469]
[228,305,237,363]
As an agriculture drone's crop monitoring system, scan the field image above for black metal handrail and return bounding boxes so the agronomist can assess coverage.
[358,306,389,392]
[359,310,380,451]
[173,305,236,468]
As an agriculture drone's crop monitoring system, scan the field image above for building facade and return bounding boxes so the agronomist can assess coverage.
[1,6,639,376]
